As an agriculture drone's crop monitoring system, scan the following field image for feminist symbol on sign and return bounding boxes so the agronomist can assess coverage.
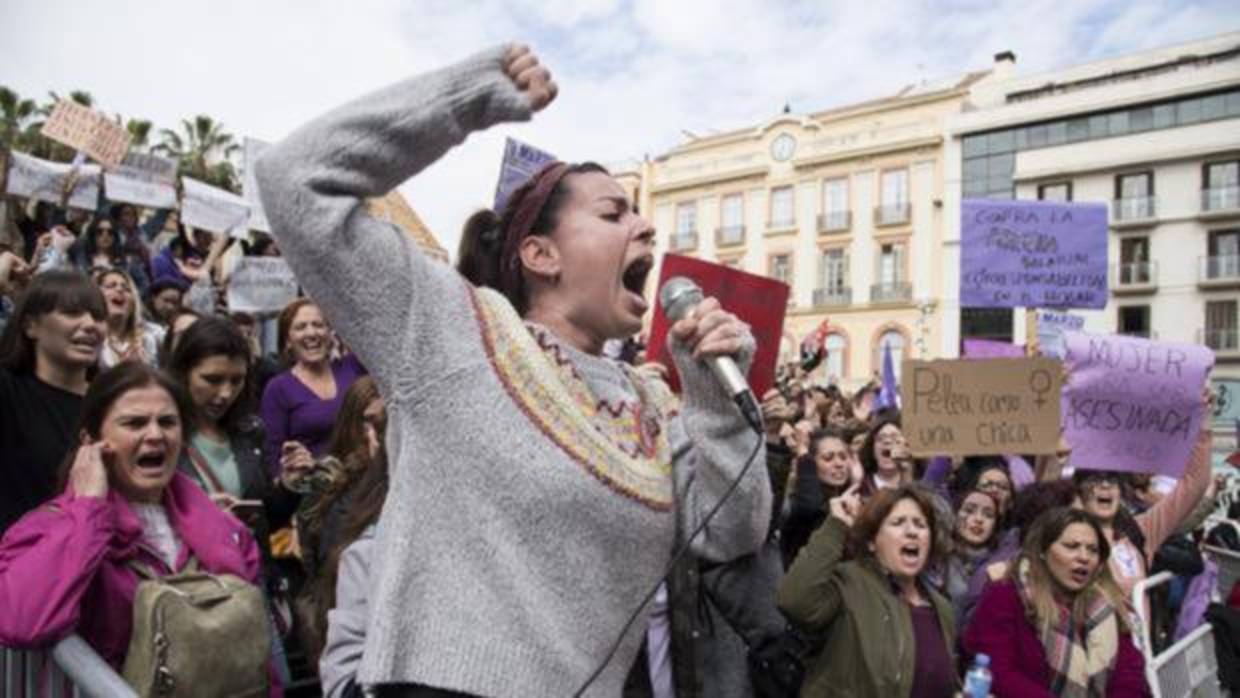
[1029,369,1053,409]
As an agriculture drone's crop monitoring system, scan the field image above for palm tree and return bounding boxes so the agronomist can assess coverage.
[125,118,153,151]
[155,115,241,192]
[20,89,98,161]
[0,86,38,152]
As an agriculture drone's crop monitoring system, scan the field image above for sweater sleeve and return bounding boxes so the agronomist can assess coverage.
[667,332,771,563]
[260,376,292,476]
[320,532,374,698]
[776,516,848,631]
[253,45,531,403]
[1137,429,1212,561]
[962,582,1056,698]
[0,496,114,647]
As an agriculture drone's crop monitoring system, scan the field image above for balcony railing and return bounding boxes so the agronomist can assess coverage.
[766,218,797,231]
[669,231,698,251]
[1114,261,1157,289]
[1112,196,1156,223]
[1202,185,1240,213]
[817,211,851,233]
[715,225,746,247]
[1200,328,1240,352]
[871,281,913,304]
[874,203,911,226]
[812,287,852,307]
[1199,254,1240,284]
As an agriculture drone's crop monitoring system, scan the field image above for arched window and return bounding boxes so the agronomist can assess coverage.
[878,330,906,381]
[825,333,847,381]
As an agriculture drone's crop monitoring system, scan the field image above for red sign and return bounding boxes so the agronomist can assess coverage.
[646,253,789,397]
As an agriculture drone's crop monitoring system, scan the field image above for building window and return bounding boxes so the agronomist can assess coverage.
[769,253,792,285]
[1115,171,1154,220]
[1205,300,1238,351]
[1118,306,1151,338]
[721,193,744,229]
[1204,161,1239,211]
[1206,229,1240,281]
[672,201,697,250]
[814,248,850,306]
[820,178,850,231]
[960,308,1013,344]
[1119,237,1151,285]
[769,187,795,228]
[872,242,910,303]
[824,333,847,381]
[1038,181,1073,202]
[877,329,906,381]
[877,170,910,224]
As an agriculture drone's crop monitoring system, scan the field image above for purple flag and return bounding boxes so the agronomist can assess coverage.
[1063,332,1214,476]
[876,342,900,410]
[961,199,1108,309]
[963,339,1025,359]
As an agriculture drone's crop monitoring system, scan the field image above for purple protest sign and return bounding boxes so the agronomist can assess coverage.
[963,339,1026,359]
[961,199,1108,309]
[493,137,556,214]
[1063,332,1213,476]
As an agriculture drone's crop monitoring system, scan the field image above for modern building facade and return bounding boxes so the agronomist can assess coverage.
[943,33,1240,389]
[620,70,989,391]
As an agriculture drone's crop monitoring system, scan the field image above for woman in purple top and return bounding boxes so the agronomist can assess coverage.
[260,298,366,475]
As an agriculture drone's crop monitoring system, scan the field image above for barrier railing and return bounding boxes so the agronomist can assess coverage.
[1132,571,1222,697]
[1,635,136,698]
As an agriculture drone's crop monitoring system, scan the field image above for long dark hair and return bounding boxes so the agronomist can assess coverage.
[456,162,609,314]
[859,414,903,478]
[166,316,255,435]
[55,362,194,491]
[0,270,106,374]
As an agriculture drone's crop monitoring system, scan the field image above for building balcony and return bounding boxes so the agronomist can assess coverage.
[1112,261,1158,294]
[874,203,911,227]
[817,211,851,234]
[715,225,746,248]
[1198,255,1240,288]
[669,231,698,252]
[870,281,913,304]
[1111,196,1157,227]
[765,218,797,234]
[1201,186,1240,218]
[1199,328,1240,360]
[812,287,852,307]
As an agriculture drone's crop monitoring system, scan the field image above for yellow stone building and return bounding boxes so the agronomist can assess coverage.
[615,71,988,391]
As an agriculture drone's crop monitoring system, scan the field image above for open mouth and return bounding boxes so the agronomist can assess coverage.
[1070,565,1091,585]
[899,542,923,565]
[621,256,653,313]
[1094,495,1114,508]
[134,450,167,473]
[70,334,101,353]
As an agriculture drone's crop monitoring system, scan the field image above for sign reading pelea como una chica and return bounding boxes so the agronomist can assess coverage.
[960,199,1108,309]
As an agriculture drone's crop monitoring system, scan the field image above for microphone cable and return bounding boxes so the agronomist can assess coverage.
[572,428,765,697]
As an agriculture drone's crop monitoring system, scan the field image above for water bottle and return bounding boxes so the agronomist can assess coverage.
[963,653,992,698]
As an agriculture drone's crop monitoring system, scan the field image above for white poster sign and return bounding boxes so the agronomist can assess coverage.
[181,177,251,237]
[5,151,101,210]
[104,172,177,208]
[114,152,178,184]
[226,257,299,313]
[242,138,271,233]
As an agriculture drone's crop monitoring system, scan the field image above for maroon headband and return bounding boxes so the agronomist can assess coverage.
[498,161,571,303]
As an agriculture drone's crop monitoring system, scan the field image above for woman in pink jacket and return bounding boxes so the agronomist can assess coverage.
[0,361,277,695]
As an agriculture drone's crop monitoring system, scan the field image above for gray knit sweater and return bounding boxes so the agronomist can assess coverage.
[256,44,770,697]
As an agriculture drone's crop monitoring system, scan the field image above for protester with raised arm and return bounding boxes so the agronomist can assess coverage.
[256,43,770,696]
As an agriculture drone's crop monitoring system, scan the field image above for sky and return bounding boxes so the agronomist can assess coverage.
[3,0,1239,257]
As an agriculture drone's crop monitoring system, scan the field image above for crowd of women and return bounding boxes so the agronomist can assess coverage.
[0,42,1237,698]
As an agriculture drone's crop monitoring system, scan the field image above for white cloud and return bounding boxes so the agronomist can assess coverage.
[2,0,1237,259]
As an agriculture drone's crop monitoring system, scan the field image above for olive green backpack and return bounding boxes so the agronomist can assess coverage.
[122,558,271,697]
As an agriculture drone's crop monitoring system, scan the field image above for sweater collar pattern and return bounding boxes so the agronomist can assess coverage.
[471,287,676,511]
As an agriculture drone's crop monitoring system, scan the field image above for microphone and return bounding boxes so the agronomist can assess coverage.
[658,277,764,434]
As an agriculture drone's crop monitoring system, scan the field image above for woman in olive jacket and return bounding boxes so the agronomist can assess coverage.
[777,483,958,698]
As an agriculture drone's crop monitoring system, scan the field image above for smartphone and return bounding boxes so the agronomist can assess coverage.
[229,499,264,520]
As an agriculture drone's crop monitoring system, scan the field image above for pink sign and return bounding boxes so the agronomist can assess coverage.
[1063,333,1213,476]
[963,339,1025,359]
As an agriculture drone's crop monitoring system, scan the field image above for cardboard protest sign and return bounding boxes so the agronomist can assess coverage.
[903,358,1062,457]
[226,257,298,313]
[646,253,789,398]
[493,137,555,214]
[961,199,1108,309]
[40,100,132,167]
[181,177,251,237]
[1036,309,1085,359]
[5,151,101,210]
[963,339,1025,359]
[1063,333,1213,476]
[243,138,271,233]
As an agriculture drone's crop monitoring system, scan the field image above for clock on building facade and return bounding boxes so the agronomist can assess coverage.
[770,133,797,162]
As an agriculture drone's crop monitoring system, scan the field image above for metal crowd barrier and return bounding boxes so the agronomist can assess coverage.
[1133,571,1223,697]
[1204,545,1240,600]
[1,635,136,698]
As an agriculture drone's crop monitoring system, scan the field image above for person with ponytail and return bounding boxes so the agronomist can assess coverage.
[255,44,770,697]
